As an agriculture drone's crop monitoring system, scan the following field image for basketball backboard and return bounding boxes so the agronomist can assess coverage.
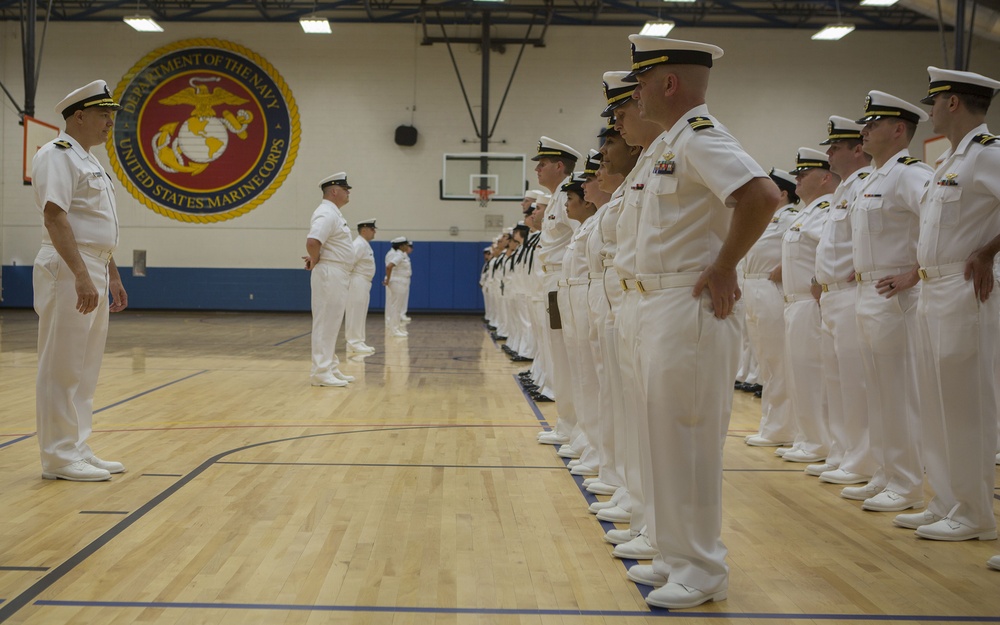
[441,152,526,202]
[23,115,60,184]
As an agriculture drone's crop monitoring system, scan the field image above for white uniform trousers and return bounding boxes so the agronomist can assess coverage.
[345,272,372,349]
[483,283,493,323]
[600,267,627,489]
[916,274,999,531]
[587,276,619,488]
[385,276,410,335]
[616,288,647,533]
[735,313,759,385]
[783,299,829,456]
[34,245,110,471]
[857,282,922,495]
[743,278,795,443]
[820,288,874,475]
[636,289,740,593]
[565,282,599,465]
[545,274,580,441]
[311,261,350,379]
[530,294,553,395]
[515,292,535,358]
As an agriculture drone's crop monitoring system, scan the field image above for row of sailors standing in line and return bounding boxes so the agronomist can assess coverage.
[481,38,1000,609]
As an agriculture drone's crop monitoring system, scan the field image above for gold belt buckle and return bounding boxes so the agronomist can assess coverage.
[918,268,929,280]
[821,283,830,293]
[636,280,646,294]
[620,279,629,291]
[854,272,862,282]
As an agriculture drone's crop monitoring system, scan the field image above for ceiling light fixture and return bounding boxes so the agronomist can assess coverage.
[639,21,676,37]
[299,15,332,33]
[859,0,898,5]
[811,23,855,40]
[123,15,163,32]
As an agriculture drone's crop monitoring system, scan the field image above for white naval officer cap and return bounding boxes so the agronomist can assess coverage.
[624,35,724,82]
[922,66,1000,105]
[356,218,376,228]
[856,91,928,125]
[319,172,352,190]
[56,80,121,119]
[391,236,411,245]
[536,192,552,206]
[524,190,543,202]
[601,71,636,118]
[583,149,602,177]
[820,116,864,145]
[531,136,582,163]
[789,148,831,174]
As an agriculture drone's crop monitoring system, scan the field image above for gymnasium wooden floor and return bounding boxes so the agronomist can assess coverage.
[0,310,998,625]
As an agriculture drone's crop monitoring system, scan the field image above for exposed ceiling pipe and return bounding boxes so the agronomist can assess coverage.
[901,0,1000,43]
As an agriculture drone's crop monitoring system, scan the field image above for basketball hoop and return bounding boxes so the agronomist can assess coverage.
[474,188,495,208]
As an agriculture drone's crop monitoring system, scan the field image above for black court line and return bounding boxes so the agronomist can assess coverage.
[78,511,130,516]
[28,599,1000,621]
[0,424,511,623]
[217,461,565,470]
[94,371,208,414]
[141,474,183,477]
[0,567,48,572]
[272,332,310,347]
[0,435,33,451]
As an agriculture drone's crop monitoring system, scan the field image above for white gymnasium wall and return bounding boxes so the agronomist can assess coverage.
[2,21,1000,271]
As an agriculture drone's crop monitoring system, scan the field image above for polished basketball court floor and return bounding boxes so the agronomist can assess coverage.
[1,310,998,624]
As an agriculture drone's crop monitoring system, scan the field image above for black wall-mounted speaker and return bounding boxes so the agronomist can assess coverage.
[395,125,418,146]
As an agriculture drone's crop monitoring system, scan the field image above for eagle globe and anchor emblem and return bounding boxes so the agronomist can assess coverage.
[152,75,254,175]
[110,39,299,223]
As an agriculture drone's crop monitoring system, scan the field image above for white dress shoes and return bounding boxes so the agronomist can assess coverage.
[626,564,667,587]
[612,534,658,559]
[347,344,375,354]
[819,469,870,485]
[86,456,125,474]
[586,481,619,496]
[332,371,355,382]
[311,376,349,387]
[556,445,581,459]
[840,482,882,501]
[646,583,727,610]
[862,489,923,512]
[893,510,943,529]
[988,555,1000,571]
[804,463,837,476]
[774,446,792,457]
[566,460,582,469]
[589,499,618,514]
[570,463,598,476]
[915,518,998,541]
[782,449,826,463]
[603,528,636,545]
[42,459,111,482]
[537,431,569,445]
[744,435,789,447]
[392,331,408,337]
[595,505,631,523]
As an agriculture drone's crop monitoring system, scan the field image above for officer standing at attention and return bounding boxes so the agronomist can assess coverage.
[33,80,128,482]
[304,173,356,387]
[384,236,413,337]
[346,218,378,354]
[625,35,779,609]
[894,66,1000,543]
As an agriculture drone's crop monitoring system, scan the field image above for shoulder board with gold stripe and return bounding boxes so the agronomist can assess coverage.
[687,116,715,132]
[54,140,72,149]
[897,156,922,165]
[857,171,870,179]
[817,201,831,209]
[973,133,999,146]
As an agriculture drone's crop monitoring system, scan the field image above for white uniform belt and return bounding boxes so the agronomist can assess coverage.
[566,277,589,286]
[784,293,813,303]
[588,271,604,280]
[544,264,563,273]
[627,272,702,294]
[855,267,911,283]
[820,279,854,293]
[557,279,568,287]
[602,258,615,268]
[318,258,351,268]
[743,272,771,279]
[918,262,965,281]
[77,244,114,262]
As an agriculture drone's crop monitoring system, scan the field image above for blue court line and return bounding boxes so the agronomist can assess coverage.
[94,371,208,414]
[0,435,33,451]
[27,600,1000,621]
[514,374,551,430]
[217,460,565,470]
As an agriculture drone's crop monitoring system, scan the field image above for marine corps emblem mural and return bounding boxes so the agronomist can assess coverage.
[110,39,300,222]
